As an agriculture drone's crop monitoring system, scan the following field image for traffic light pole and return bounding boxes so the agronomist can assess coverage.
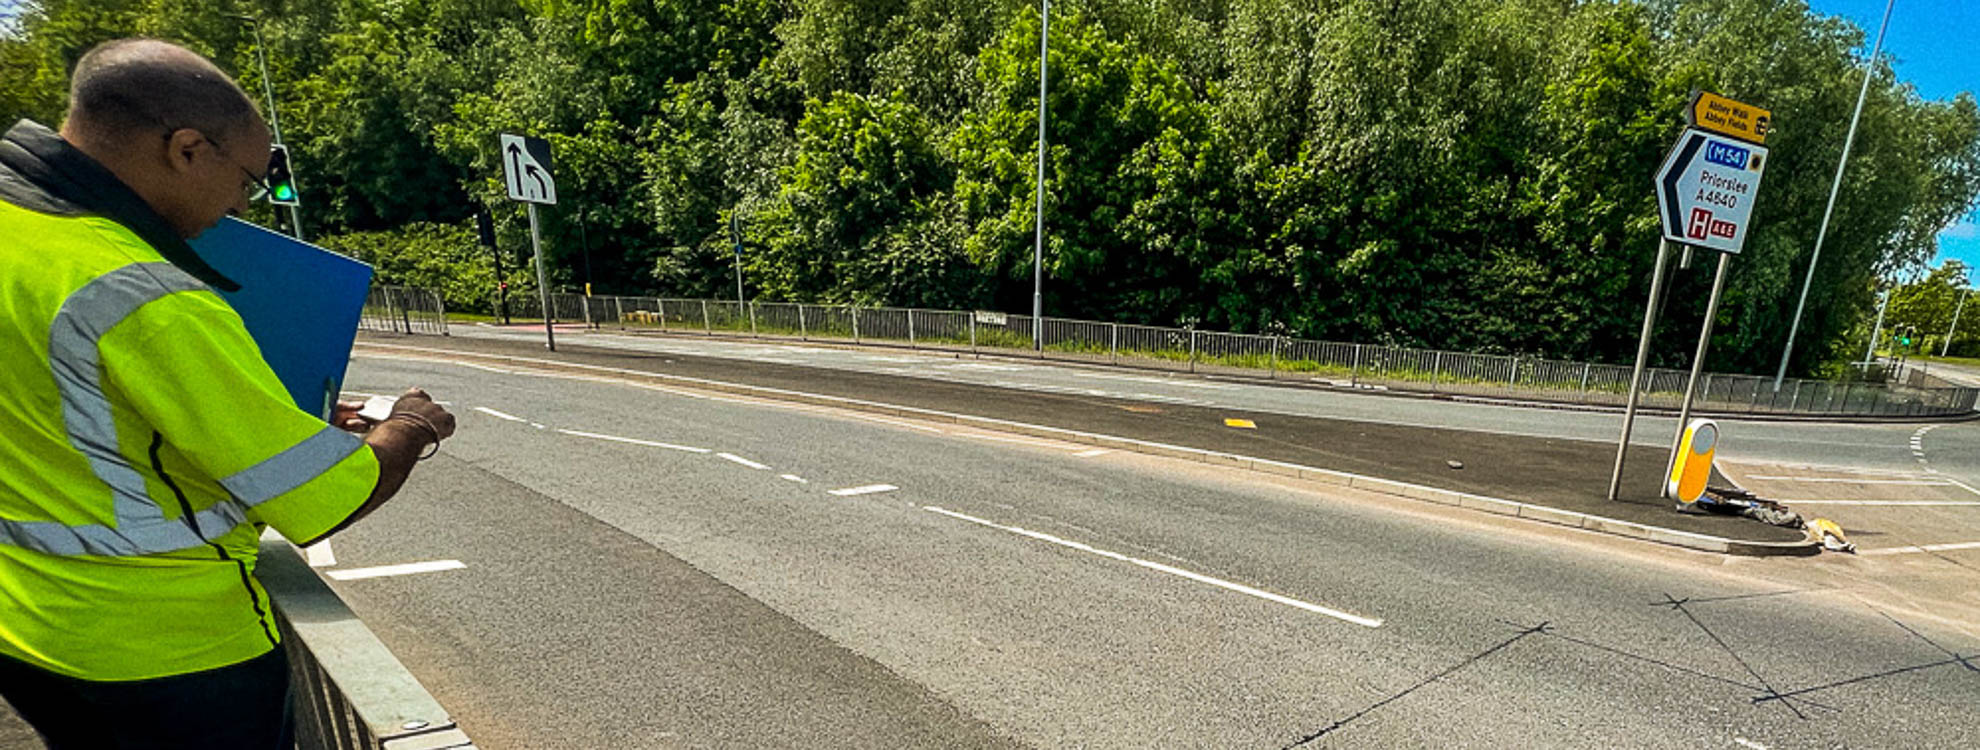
[527,203,555,351]
[238,18,304,240]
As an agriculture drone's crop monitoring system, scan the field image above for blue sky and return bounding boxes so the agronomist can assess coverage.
[1807,0,1979,281]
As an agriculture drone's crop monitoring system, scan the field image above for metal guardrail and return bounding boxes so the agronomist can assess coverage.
[360,286,450,337]
[384,287,1976,419]
[256,533,475,750]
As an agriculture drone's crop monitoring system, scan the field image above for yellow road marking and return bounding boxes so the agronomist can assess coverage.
[1224,418,1256,429]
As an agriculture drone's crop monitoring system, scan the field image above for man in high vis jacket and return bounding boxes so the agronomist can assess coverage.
[0,39,457,748]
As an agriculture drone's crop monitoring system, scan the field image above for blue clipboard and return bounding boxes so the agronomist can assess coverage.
[187,218,374,421]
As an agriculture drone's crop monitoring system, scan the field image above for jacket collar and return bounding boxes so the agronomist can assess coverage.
[0,120,238,292]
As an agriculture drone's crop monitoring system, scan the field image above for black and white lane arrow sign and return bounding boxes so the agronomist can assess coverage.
[500,133,557,205]
[1654,128,1767,254]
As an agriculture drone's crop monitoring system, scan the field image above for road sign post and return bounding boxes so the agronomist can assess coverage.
[500,133,558,350]
[1607,239,1673,501]
[1662,252,1731,498]
[1612,100,1772,502]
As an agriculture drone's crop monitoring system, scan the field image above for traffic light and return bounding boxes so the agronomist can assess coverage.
[264,144,300,206]
[1896,325,1915,348]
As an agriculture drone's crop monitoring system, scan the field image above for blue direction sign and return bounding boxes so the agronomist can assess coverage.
[1655,128,1768,254]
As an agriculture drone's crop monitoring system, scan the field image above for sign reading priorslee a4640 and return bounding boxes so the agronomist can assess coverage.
[1654,128,1769,254]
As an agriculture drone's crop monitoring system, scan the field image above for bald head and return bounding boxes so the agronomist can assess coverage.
[56,39,273,239]
[64,38,265,149]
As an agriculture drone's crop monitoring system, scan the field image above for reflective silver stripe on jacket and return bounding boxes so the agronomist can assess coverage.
[0,262,356,556]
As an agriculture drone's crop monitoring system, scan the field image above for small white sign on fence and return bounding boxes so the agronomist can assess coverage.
[974,311,1009,326]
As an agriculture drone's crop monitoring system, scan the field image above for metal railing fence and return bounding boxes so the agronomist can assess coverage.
[359,286,449,336]
[505,292,1980,418]
[256,535,474,749]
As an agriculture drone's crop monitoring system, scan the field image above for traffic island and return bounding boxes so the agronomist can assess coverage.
[355,332,1818,556]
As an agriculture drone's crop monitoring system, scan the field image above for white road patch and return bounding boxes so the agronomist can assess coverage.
[473,406,527,422]
[326,560,467,581]
[828,484,899,497]
[1861,541,1980,556]
[557,428,710,453]
[1746,476,1950,485]
[1073,448,1113,458]
[303,541,336,568]
[956,432,1076,449]
[717,452,771,470]
[780,474,809,484]
[922,506,1383,628]
[1734,738,1770,750]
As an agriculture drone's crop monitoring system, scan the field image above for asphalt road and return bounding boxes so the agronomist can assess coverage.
[301,350,1980,749]
[453,325,1979,479]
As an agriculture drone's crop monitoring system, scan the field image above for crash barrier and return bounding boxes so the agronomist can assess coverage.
[359,286,449,337]
[256,534,476,749]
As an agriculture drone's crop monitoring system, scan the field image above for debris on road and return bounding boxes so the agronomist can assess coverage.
[1447,460,1464,470]
[1807,518,1857,553]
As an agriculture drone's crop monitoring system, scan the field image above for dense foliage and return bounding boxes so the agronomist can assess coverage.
[5,0,1978,374]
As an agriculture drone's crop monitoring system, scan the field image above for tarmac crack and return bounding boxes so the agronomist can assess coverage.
[1658,593,1819,719]
[1278,621,1549,749]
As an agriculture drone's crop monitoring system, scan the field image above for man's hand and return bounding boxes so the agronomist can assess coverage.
[331,400,368,433]
[387,387,457,442]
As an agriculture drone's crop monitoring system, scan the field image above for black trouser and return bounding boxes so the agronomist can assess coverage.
[0,646,293,749]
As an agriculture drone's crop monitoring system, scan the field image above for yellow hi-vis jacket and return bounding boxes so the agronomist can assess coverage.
[0,120,381,681]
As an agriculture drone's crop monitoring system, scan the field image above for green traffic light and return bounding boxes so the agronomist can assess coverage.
[272,184,295,201]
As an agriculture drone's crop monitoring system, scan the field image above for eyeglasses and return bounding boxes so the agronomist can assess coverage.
[203,134,276,201]
[164,129,274,200]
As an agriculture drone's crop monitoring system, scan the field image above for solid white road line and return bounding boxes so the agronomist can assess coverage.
[474,406,526,422]
[1779,500,1980,506]
[828,484,898,497]
[924,506,1382,628]
[780,474,809,484]
[717,452,771,470]
[1861,541,1980,556]
[325,560,467,581]
[303,541,336,568]
[556,428,710,453]
[1745,476,1952,485]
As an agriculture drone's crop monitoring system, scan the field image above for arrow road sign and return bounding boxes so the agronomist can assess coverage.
[1655,128,1768,254]
[500,133,556,205]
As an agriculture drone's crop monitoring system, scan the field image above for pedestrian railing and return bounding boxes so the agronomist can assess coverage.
[359,286,449,337]
[393,288,1977,419]
[256,534,475,750]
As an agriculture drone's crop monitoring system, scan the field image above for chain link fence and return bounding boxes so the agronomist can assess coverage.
[512,293,1980,418]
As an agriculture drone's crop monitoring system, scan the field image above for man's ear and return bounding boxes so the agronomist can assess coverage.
[162,128,206,175]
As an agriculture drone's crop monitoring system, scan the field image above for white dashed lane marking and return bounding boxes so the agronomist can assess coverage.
[922,506,1382,628]
[556,428,710,454]
[326,560,467,581]
[828,484,899,497]
[717,453,771,470]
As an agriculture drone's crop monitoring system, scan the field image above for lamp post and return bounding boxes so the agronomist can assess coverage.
[1031,0,1049,350]
[1772,0,1897,389]
[226,13,305,240]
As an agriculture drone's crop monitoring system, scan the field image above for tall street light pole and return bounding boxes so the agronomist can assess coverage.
[1945,287,1970,357]
[1032,0,1050,351]
[228,14,305,240]
[1772,0,1896,389]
